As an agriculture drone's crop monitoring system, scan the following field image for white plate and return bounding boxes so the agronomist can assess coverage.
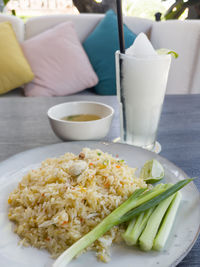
[0,142,199,267]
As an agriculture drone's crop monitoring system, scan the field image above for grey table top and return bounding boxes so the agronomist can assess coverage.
[0,94,199,267]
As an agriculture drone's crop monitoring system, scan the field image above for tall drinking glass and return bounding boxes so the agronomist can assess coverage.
[115,51,171,151]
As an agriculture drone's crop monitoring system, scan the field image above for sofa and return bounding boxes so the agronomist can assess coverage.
[0,13,200,96]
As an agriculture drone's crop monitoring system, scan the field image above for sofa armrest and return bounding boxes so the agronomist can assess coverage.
[190,32,200,94]
[0,13,24,42]
[150,20,200,94]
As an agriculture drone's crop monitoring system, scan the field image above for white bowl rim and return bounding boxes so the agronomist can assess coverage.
[47,101,114,124]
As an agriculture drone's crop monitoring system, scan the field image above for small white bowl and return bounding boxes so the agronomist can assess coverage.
[47,101,114,141]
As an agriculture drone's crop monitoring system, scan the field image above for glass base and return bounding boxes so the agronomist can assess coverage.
[112,137,162,154]
[150,141,162,154]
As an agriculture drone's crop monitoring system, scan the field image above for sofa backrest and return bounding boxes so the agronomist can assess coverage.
[25,14,152,42]
[0,13,24,42]
[25,14,200,95]
[0,13,200,95]
[25,14,103,42]
[150,20,200,94]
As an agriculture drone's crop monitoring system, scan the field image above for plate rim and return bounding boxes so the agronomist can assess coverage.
[0,141,199,267]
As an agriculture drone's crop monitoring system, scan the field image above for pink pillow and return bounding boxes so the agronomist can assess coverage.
[21,21,98,96]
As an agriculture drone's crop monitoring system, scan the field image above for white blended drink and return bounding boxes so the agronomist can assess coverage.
[115,33,171,150]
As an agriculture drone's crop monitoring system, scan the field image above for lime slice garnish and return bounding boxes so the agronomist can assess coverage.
[157,48,179,59]
[140,159,164,184]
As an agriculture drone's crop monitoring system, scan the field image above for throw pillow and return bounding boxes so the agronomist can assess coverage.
[22,21,98,97]
[0,22,34,95]
[83,10,137,95]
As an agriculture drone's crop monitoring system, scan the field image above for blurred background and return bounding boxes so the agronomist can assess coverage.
[0,0,200,21]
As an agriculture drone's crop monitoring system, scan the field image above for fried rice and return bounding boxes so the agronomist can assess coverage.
[8,148,147,262]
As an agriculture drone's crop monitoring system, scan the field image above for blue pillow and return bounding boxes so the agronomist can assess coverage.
[83,10,137,95]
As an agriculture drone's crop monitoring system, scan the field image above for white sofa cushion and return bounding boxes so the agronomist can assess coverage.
[25,14,103,42]
[150,20,200,94]
[124,16,153,35]
[0,14,24,42]
[25,14,152,42]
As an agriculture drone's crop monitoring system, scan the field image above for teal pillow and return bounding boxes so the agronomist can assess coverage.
[83,10,137,95]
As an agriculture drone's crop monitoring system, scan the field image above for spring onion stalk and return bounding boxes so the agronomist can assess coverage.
[117,179,193,224]
[139,194,175,251]
[153,191,182,251]
[53,178,193,267]
[122,184,166,245]
[123,207,154,246]
[122,217,137,245]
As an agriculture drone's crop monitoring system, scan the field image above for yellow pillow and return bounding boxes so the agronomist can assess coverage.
[0,22,34,95]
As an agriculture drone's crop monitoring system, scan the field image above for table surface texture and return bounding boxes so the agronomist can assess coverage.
[0,94,199,267]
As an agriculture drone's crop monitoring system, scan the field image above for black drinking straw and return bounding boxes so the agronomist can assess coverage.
[116,0,125,54]
[116,0,127,141]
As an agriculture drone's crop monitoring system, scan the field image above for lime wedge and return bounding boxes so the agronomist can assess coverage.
[157,48,179,59]
[140,159,164,184]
